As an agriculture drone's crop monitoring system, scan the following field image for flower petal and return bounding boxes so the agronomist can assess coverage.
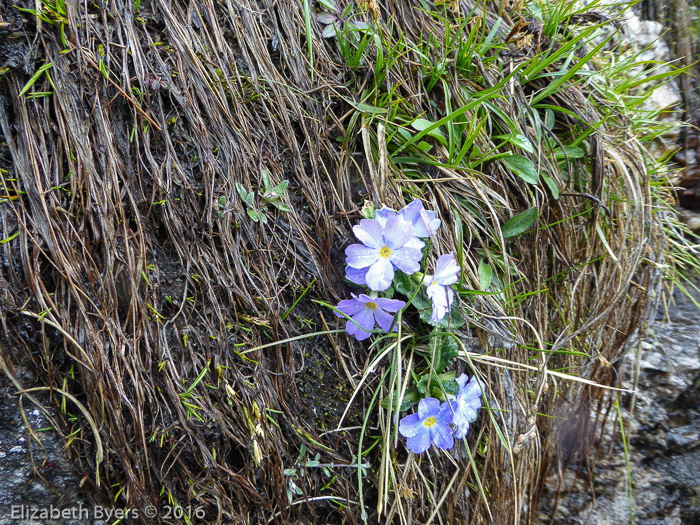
[462,377,483,399]
[404,237,426,250]
[406,429,432,454]
[345,266,369,285]
[431,423,455,450]
[353,219,384,249]
[383,216,413,250]
[335,298,364,318]
[353,305,375,333]
[453,420,469,440]
[398,413,424,438]
[389,247,422,275]
[436,400,456,425]
[399,199,423,224]
[347,319,372,340]
[345,244,379,269]
[426,282,450,323]
[434,253,460,285]
[375,206,397,227]
[417,398,440,420]
[373,308,397,332]
[375,297,407,313]
[455,373,468,390]
[413,210,441,238]
[365,257,394,292]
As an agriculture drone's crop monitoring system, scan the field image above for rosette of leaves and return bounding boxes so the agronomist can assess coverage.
[317,0,369,40]
[236,170,291,224]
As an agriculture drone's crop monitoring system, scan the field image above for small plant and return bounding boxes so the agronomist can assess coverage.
[236,169,291,224]
[331,198,484,454]
[317,0,369,40]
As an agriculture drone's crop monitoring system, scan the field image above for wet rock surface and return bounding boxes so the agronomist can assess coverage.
[0,370,103,525]
[542,285,700,524]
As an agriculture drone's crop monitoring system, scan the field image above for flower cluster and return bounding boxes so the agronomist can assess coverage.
[336,199,460,340]
[333,199,482,451]
[398,374,483,453]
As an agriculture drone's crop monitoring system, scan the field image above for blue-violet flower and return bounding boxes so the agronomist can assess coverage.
[345,217,423,291]
[376,199,440,249]
[452,374,483,439]
[398,398,455,453]
[424,252,460,323]
[335,294,406,341]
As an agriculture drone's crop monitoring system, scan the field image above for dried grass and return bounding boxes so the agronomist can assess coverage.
[0,0,670,523]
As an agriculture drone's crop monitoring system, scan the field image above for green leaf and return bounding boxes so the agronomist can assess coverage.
[411,118,446,145]
[495,133,534,153]
[261,169,273,193]
[540,172,560,199]
[417,141,433,152]
[352,102,387,114]
[360,200,376,219]
[258,210,268,224]
[502,155,538,184]
[554,146,584,159]
[478,260,492,290]
[417,371,458,400]
[235,182,248,203]
[271,201,292,212]
[502,208,538,239]
[380,389,420,412]
[264,180,289,201]
[434,337,459,374]
[247,209,260,222]
[19,63,53,97]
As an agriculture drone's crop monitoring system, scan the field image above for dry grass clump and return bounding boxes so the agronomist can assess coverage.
[0,0,676,522]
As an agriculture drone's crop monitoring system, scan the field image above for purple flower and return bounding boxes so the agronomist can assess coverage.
[345,217,423,291]
[335,294,406,341]
[376,199,440,249]
[424,252,460,323]
[398,398,455,453]
[452,374,483,439]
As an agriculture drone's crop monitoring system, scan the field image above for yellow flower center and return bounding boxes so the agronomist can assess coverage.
[366,302,377,310]
[380,246,391,258]
[424,416,437,428]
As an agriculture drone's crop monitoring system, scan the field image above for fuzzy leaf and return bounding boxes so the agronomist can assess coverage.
[247,209,260,222]
[271,200,292,212]
[235,182,248,203]
[264,180,289,201]
[261,169,273,193]
[316,13,336,24]
[502,155,538,184]
[502,208,538,239]
[322,24,337,38]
